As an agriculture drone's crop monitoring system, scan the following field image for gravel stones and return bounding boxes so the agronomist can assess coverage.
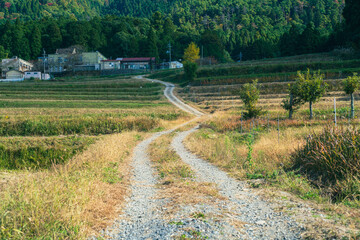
[171,126,304,239]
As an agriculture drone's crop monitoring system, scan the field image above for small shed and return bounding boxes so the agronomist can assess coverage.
[5,70,24,80]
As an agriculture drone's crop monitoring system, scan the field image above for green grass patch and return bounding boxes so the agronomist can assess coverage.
[0,100,169,109]
[0,136,96,170]
[0,116,160,136]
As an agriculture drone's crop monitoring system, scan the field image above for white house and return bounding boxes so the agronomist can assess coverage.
[1,57,33,78]
[24,71,42,80]
[42,73,51,80]
[3,70,24,81]
[160,61,183,69]
[170,61,183,69]
[101,60,121,70]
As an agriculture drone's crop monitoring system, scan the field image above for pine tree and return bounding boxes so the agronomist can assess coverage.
[31,25,42,59]
[11,20,31,59]
[146,27,159,63]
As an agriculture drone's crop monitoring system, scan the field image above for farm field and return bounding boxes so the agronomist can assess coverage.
[0,75,190,239]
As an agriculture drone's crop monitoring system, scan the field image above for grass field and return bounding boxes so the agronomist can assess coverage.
[0,75,190,239]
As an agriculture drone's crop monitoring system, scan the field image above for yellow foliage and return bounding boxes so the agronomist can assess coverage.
[183,42,200,63]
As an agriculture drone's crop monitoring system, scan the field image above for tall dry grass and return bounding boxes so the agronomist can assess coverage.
[291,126,360,201]
[0,131,147,239]
[184,126,313,179]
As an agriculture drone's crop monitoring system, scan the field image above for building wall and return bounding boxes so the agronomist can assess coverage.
[82,52,107,65]
[24,72,42,79]
[1,58,33,75]
[101,61,121,70]
[122,62,150,70]
[6,71,24,79]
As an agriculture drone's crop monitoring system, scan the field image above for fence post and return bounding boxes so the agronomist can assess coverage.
[277,115,280,144]
[334,97,337,127]
[240,113,243,134]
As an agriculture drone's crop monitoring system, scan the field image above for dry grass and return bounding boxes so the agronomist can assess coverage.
[257,188,360,239]
[0,131,148,239]
[185,116,321,179]
[183,111,360,238]
[148,132,223,216]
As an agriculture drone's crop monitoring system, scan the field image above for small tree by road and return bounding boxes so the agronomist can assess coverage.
[296,70,328,120]
[240,80,262,119]
[282,82,304,119]
[342,73,360,119]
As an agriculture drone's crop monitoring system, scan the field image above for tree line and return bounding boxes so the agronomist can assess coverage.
[238,71,360,120]
[0,0,352,63]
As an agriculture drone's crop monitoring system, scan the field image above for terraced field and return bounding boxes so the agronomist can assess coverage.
[149,55,360,121]
[0,75,190,169]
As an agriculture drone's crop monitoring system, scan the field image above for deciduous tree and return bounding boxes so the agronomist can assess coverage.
[282,82,304,119]
[296,70,328,120]
[239,80,262,119]
[342,73,360,119]
[183,42,200,63]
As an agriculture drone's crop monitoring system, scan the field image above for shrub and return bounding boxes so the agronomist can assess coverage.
[291,127,360,201]
[239,80,263,119]
[183,61,198,82]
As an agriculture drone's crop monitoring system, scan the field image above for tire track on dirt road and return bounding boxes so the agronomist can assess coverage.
[97,75,303,239]
[171,126,303,239]
[95,76,203,239]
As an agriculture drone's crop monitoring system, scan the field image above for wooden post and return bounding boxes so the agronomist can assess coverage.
[334,97,337,127]
[278,115,280,144]
[240,113,243,134]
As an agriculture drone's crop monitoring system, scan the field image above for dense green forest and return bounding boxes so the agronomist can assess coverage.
[0,0,358,62]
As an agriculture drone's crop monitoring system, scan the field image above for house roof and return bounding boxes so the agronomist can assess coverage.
[116,57,155,62]
[56,47,77,55]
[1,57,33,68]
[5,70,24,74]
[101,60,121,62]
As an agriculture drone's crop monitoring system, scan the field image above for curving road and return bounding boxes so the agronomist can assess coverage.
[135,75,204,117]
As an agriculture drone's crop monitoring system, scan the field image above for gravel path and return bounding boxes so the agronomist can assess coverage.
[135,75,204,117]
[96,76,304,239]
[171,126,304,239]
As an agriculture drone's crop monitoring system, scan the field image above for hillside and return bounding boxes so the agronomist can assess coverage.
[0,0,347,63]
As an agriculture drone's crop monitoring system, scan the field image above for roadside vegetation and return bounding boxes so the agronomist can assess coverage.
[185,113,360,238]
[0,132,147,239]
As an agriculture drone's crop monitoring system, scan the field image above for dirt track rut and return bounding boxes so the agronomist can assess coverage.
[96,75,303,240]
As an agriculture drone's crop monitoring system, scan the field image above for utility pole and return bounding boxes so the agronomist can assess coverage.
[168,42,172,63]
[43,49,46,74]
[201,45,204,65]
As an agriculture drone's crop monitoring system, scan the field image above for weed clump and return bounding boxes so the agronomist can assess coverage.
[291,126,360,201]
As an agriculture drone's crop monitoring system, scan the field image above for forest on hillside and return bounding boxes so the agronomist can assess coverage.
[0,0,358,62]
